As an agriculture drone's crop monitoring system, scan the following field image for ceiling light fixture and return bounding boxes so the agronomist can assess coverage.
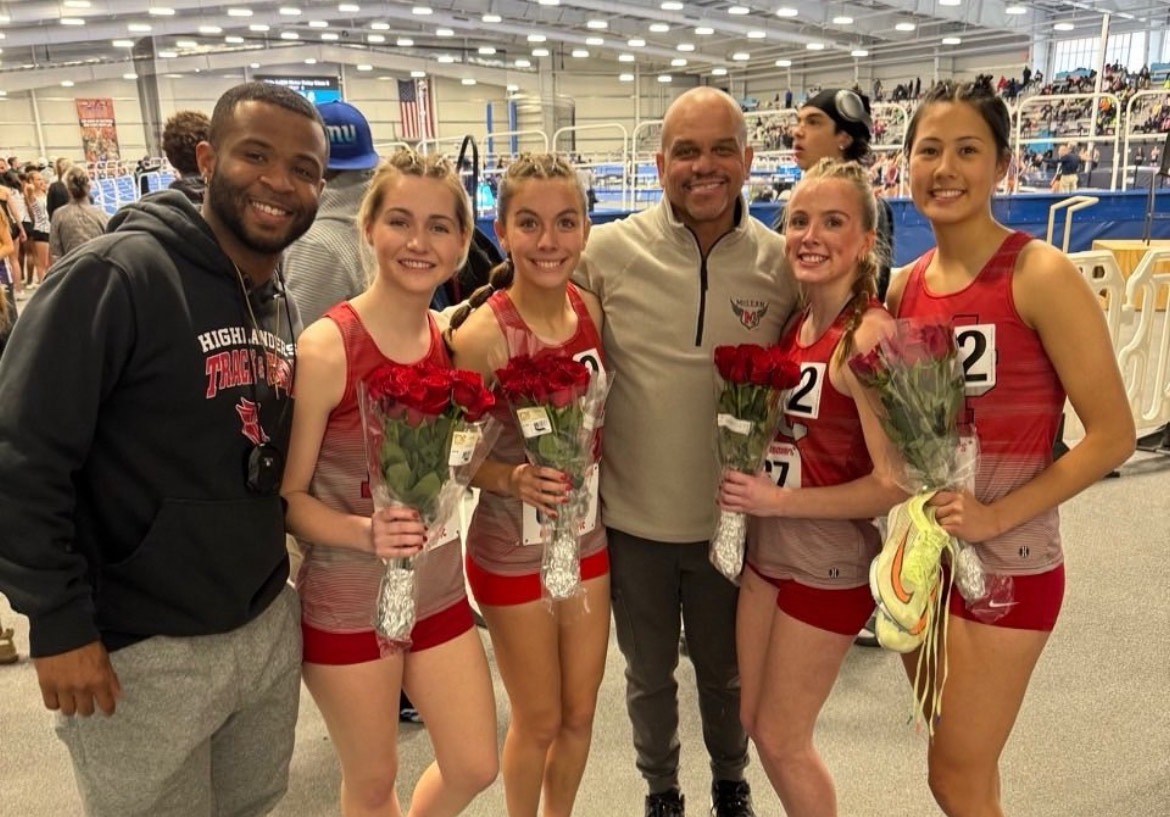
[775,58,791,67]
[320,32,338,40]
[619,73,634,82]
[677,42,695,51]
[732,51,750,60]
[280,31,299,39]
[658,74,672,83]
[437,54,456,63]
[671,57,687,66]
[338,3,361,11]
[148,7,176,16]
[587,19,608,29]
[619,53,635,62]
[175,39,198,48]
[462,78,476,85]
[64,0,93,7]
[60,18,86,26]
[806,42,825,50]
[711,66,728,76]
[527,33,546,42]
[728,6,750,15]
[572,49,590,58]
[939,0,961,5]
[1054,22,1075,31]
[851,48,868,57]
[123,73,139,80]
[478,46,496,54]
[226,35,245,43]
[628,37,646,46]
[1005,4,1026,13]
[515,58,531,67]
[112,39,134,47]
[662,1,684,9]
[357,63,373,71]
[412,6,433,15]
[436,27,454,36]
[308,20,328,28]
[278,7,303,15]
[199,25,223,34]
[367,34,385,42]
[397,37,414,46]
[370,21,390,29]
[227,8,253,17]
[61,80,75,87]
[128,22,153,32]
[895,22,916,31]
[304,58,317,64]
[586,37,604,45]
[411,70,426,77]
[158,50,177,58]
[941,35,962,44]
[775,7,798,17]
[832,16,853,25]
[483,13,502,22]
[248,23,270,32]
[695,26,714,35]
[649,23,670,33]
[747,30,766,39]
[532,47,550,56]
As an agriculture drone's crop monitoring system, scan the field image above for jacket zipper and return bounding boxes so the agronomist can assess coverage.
[691,231,731,347]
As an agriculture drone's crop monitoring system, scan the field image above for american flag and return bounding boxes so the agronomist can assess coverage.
[398,78,435,142]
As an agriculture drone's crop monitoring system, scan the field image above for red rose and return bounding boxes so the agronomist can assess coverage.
[451,369,495,421]
[714,346,738,380]
[769,356,801,389]
[848,347,885,384]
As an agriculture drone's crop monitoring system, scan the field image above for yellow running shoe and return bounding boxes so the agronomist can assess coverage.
[869,492,951,633]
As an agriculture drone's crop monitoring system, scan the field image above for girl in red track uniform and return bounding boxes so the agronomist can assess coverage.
[282,150,497,817]
[889,80,1135,817]
[718,159,904,817]
[448,154,608,817]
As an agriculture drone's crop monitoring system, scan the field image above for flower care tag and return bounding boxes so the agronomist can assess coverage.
[516,406,553,438]
[717,413,753,436]
[430,508,461,549]
[448,429,480,466]
[956,433,979,493]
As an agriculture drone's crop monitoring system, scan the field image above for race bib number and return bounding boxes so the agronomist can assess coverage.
[955,324,996,397]
[763,441,801,488]
[572,347,603,375]
[785,362,825,420]
[522,464,599,546]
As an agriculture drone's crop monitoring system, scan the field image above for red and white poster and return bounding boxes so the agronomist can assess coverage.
[76,97,121,163]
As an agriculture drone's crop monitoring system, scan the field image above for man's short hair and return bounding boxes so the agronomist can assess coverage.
[162,110,211,175]
[208,81,328,158]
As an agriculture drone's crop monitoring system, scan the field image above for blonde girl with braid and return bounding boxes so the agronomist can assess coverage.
[447,153,608,817]
[717,159,905,817]
[283,149,498,817]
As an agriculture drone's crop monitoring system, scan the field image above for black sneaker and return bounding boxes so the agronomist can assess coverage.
[710,780,754,817]
[645,789,685,817]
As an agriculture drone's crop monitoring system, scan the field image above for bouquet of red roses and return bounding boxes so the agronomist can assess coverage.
[359,362,500,648]
[848,319,1006,734]
[494,353,610,600]
[711,343,801,582]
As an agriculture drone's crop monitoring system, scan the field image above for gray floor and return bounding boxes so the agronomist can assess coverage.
[2,451,1169,816]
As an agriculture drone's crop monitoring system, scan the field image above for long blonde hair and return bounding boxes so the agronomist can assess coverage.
[783,158,883,364]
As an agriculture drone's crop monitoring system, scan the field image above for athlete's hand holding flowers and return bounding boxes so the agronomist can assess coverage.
[359,362,499,648]
[710,343,801,582]
[494,353,610,600]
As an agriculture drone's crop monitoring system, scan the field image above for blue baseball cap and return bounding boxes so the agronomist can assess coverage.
[317,100,379,171]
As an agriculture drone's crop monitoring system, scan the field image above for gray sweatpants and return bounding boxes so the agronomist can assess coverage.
[55,585,302,817]
[607,528,748,794]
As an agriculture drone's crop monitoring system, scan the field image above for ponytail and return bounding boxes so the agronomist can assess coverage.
[443,255,516,347]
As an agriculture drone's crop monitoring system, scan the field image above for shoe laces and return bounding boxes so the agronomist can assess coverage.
[908,543,956,739]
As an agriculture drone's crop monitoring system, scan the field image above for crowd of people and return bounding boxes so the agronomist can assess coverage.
[0,77,1137,817]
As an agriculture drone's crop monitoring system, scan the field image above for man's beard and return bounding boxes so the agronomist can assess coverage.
[206,169,317,255]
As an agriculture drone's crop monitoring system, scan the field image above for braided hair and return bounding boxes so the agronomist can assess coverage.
[784,158,884,365]
[444,152,586,338]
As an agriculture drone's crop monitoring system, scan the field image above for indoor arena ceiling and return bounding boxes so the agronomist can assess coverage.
[1,0,1169,94]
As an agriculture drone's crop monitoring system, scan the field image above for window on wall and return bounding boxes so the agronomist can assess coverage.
[1053,37,1099,75]
[1105,31,1147,72]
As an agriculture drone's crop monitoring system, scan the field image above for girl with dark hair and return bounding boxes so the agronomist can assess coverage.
[48,166,108,262]
[890,80,1134,817]
[719,159,903,816]
[282,149,498,817]
[447,153,609,817]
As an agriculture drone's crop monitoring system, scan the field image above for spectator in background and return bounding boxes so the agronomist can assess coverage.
[46,158,72,219]
[163,110,211,205]
[49,166,108,263]
[283,100,380,326]
[1056,142,1082,193]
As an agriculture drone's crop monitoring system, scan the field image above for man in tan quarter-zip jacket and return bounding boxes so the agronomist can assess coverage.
[574,86,797,817]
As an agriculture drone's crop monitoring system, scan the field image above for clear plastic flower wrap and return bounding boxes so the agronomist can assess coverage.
[358,362,500,652]
[710,344,801,583]
[494,349,610,603]
[849,318,1013,734]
